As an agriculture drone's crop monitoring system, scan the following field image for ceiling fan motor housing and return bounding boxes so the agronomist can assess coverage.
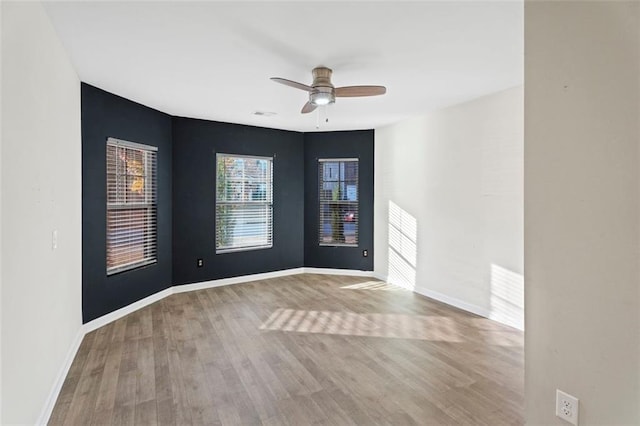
[310,67,335,106]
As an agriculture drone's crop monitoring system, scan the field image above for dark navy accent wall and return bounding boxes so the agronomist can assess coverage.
[303,130,374,270]
[81,84,173,323]
[81,84,375,322]
[171,118,305,285]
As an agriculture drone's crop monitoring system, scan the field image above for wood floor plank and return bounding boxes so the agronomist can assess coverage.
[150,301,176,426]
[62,324,114,425]
[135,335,157,421]
[164,340,194,425]
[48,331,97,425]
[111,315,140,426]
[134,399,158,426]
[49,273,524,425]
[91,318,127,425]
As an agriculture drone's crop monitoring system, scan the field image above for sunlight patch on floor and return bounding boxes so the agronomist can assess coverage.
[260,308,464,342]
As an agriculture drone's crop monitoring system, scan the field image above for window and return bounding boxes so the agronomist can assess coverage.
[319,158,359,246]
[106,138,157,275]
[216,154,273,253]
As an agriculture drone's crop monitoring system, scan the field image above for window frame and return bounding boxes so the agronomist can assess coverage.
[106,137,158,275]
[215,153,274,254]
[318,157,359,247]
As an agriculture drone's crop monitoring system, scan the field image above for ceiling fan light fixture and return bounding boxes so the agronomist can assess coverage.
[310,91,335,106]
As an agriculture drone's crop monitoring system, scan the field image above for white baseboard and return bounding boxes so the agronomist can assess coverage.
[83,287,174,334]
[174,267,306,293]
[36,326,85,425]
[488,311,524,331]
[413,286,524,331]
[84,269,312,335]
[375,272,523,331]
[413,286,491,319]
[371,271,388,282]
[303,267,375,277]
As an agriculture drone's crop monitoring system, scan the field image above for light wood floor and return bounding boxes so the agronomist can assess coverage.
[49,274,524,425]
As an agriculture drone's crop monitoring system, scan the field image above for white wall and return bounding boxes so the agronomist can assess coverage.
[374,86,524,329]
[0,1,3,421]
[525,1,640,424]
[1,2,82,424]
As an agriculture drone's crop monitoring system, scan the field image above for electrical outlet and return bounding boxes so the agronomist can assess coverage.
[197,258,204,268]
[556,389,579,425]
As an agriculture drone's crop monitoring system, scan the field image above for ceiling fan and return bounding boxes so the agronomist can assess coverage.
[271,66,386,114]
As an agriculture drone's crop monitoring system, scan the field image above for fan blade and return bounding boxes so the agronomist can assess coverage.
[335,85,387,97]
[271,77,312,92]
[301,101,317,114]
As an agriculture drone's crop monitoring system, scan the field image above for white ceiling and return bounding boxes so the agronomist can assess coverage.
[44,1,523,132]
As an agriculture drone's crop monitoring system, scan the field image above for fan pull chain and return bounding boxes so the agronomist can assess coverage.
[315,106,330,129]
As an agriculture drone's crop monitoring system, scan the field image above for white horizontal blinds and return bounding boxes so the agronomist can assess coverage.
[216,154,273,253]
[106,138,158,275]
[318,158,359,246]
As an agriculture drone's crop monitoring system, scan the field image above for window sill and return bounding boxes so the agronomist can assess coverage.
[216,244,273,254]
[107,259,157,276]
